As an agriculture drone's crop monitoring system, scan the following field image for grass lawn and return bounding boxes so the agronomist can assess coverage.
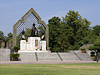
[0,63,100,75]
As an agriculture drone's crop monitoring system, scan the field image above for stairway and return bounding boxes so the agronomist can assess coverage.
[19,52,36,61]
[37,52,61,61]
[58,53,80,61]
[18,51,93,61]
[74,51,92,61]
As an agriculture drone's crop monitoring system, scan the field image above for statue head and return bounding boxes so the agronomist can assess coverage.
[33,23,35,27]
[22,28,25,34]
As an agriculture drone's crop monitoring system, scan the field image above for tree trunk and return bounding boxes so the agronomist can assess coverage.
[95,50,99,63]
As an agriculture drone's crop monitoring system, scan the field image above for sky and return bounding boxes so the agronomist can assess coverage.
[0,0,100,36]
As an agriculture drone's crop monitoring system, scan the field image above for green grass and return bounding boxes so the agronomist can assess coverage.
[0,63,100,75]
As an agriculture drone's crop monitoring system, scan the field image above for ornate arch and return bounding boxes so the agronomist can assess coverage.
[13,8,49,50]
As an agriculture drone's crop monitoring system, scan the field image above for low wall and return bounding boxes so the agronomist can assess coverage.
[0,49,10,61]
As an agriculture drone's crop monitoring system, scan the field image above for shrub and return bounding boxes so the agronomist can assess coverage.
[90,52,95,57]
[13,46,20,50]
[81,48,86,50]
[9,53,20,58]
[91,52,95,55]
[88,45,94,50]
[94,41,100,46]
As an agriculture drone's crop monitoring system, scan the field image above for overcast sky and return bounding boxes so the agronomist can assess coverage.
[0,0,100,36]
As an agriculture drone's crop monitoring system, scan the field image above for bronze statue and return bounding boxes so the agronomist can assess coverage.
[21,28,25,40]
[31,23,38,37]
[41,31,45,40]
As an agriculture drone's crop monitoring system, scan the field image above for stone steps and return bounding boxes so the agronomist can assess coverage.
[19,52,36,61]
[74,51,92,61]
[37,52,61,61]
[58,53,80,61]
[18,51,93,61]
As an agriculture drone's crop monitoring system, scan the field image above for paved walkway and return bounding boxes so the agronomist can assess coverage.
[0,61,99,64]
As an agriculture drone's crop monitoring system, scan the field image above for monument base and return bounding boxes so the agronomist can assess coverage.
[20,37,48,52]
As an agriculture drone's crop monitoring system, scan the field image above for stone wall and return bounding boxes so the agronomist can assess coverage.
[0,49,10,61]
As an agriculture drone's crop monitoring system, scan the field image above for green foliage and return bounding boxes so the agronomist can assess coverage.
[13,46,20,50]
[48,16,62,52]
[67,46,74,50]
[94,41,100,46]
[88,45,94,50]
[48,10,91,51]
[94,46,100,52]
[91,52,95,55]
[24,28,31,41]
[93,25,100,36]
[37,26,45,37]
[92,41,100,52]
[0,31,4,48]
[90,52,95,57]
[9,53,20,58]
[9,38,13,46]
[7,32,13,41]
[89,40,100,62]
[81,48,86,50]
[16,33,22,46]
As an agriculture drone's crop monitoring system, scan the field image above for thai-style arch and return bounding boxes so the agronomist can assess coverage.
[13,8,49,50]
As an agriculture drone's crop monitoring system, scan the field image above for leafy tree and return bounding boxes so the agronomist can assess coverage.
[92,25,100,36]
[48,16,61,51]
[0,31,4,48]
[48,10,92,51]
[3,32,13,48]
[57,23,74,51]
[16,33,22,47]
[37,26,45,37]
[62,10,91,48]
[9,38,13,47]
[24,28,31,41]
[7,32,13,40]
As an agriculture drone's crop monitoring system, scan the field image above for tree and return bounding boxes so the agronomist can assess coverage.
[0,31,4,48]
[57,23,74,51]
[92,25,100,36]
[16,33,22,46]
[48,16,61,51]
[88,40,100,63]
[9,38,13,47]
[8,32,13,40]
[62,10,91,48]
[48,10,91,51]
[24,28,31,41]
[37,26,45,37]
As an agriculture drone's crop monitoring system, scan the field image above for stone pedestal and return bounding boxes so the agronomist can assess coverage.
[28,37,35,50]
[20,40,26,50]
[27,37,41,50]
[26,42,29,50]
[41,41,46,51]
[20,37,47,51]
